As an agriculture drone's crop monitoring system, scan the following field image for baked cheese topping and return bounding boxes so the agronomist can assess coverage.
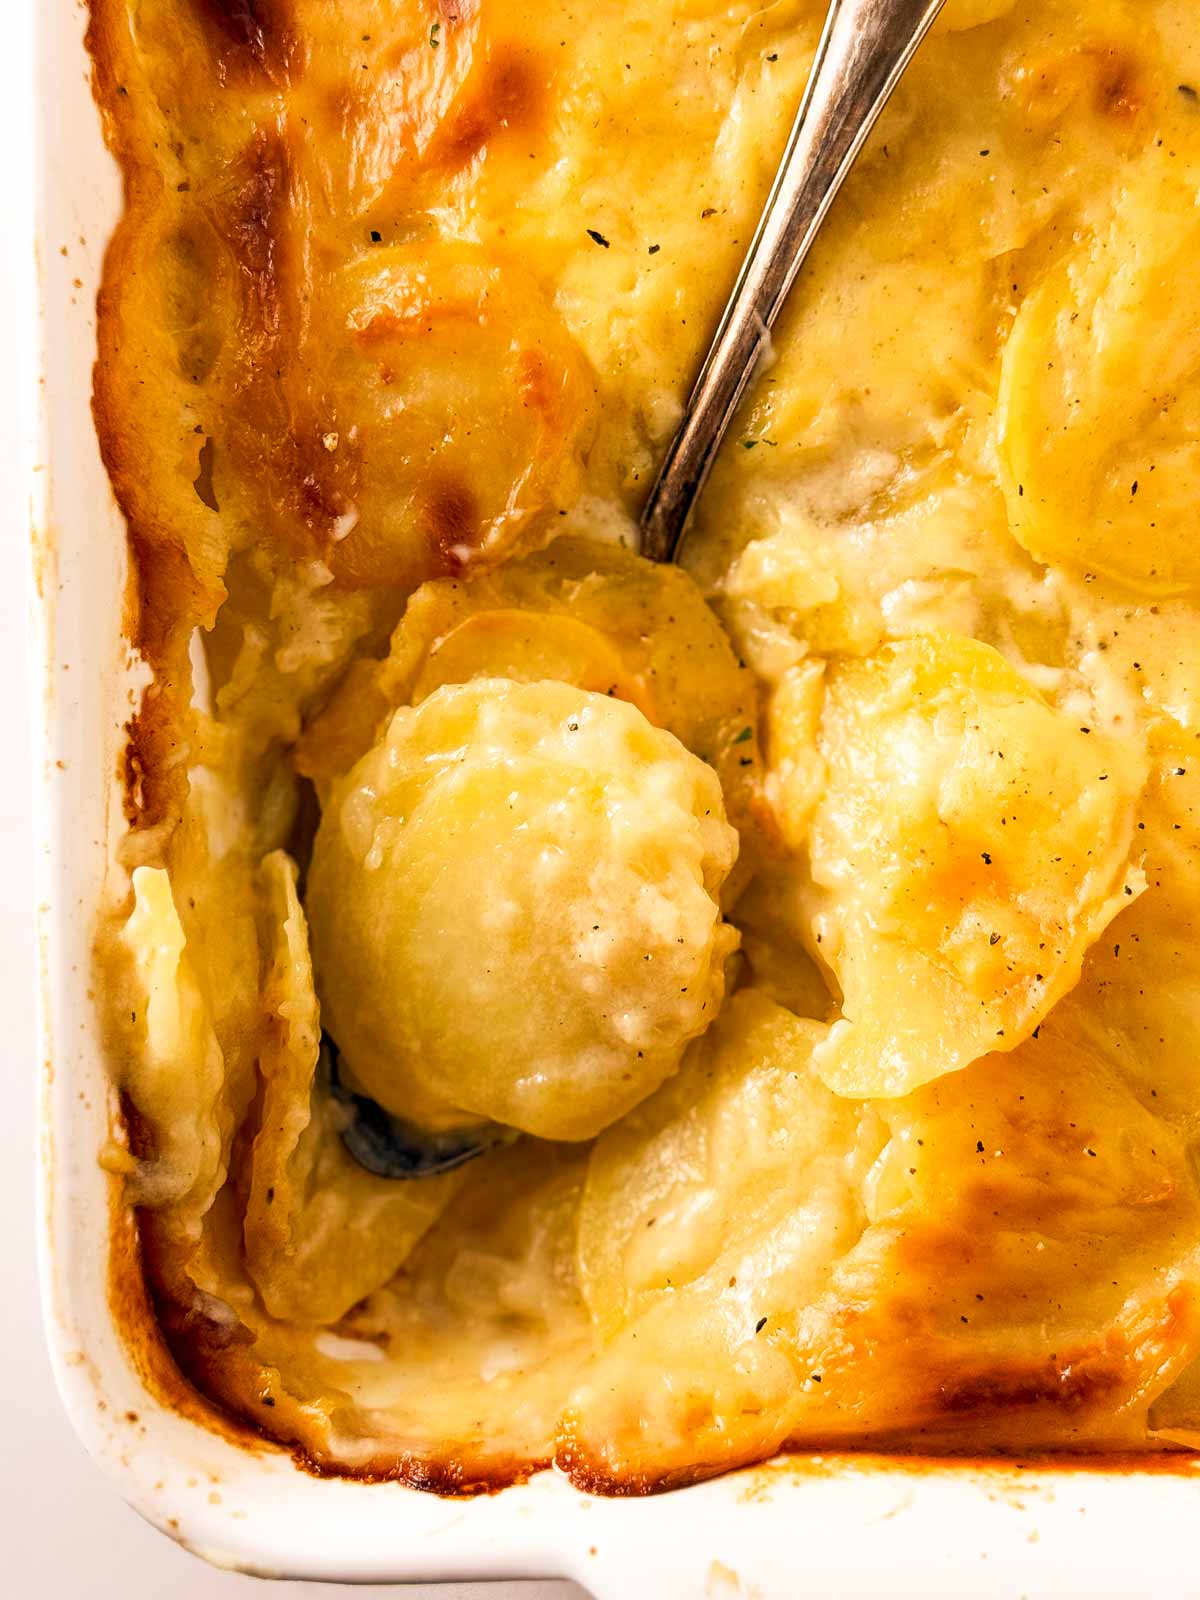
[90,0,1200,1490]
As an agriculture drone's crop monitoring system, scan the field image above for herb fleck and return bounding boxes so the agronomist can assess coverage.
[586,228,611,248]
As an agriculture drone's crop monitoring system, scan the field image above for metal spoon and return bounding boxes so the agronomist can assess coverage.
[332,0,946,1178]
[640,0,948,564]
[324,1034,518,1179]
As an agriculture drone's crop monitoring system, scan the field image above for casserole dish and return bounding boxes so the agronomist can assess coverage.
[30,0,1200,1591]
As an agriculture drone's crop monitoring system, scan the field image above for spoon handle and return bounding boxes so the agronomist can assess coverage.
[639,0,947,564]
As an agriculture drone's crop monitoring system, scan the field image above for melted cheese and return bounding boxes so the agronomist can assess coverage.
[91,0,1200,1491]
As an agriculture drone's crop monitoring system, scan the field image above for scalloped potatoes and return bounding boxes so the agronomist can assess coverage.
[92,0,1200,1494]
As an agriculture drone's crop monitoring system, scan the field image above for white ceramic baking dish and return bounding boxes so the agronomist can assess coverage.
[28,2,1200,1593]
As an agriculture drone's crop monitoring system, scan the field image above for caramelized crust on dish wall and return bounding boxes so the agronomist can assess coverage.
[89,0,1200,1492]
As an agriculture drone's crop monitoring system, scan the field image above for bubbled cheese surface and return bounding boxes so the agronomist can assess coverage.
[307,679,738,1140]
[92,0,1200,1495]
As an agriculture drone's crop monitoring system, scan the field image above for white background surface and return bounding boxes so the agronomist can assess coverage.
[0,14,582,1599]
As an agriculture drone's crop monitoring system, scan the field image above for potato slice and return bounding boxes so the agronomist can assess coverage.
[805,634,1146,1097]
[578,989,882,1339]
[317,241,597,588]
[296,537,763,850]
[411,608,649,713]
[116,866,230,1218]
[562,1021,1200,1489]
[1065,723,1200,1137]
[998,151,1200,595]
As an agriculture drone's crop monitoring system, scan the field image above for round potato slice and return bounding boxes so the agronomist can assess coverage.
[411,608,650,713]
[306,678,739,1141]
[318,241,597,588]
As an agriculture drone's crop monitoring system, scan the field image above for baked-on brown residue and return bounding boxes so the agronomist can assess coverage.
[1089,44,1145,124]
[425,477,484,573]
[106,1107,274,1457]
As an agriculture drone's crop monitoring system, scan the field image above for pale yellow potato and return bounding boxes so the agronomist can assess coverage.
[804,634,1147,1097]
[578,990,883,1340]
[724,472,1061,666]
[998,150,1200,596]
[244,853,462,1326]
[306,678,739,1140]
[295,538,764,862]
[115,865,229,1217]
[1062,577,1200,736]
